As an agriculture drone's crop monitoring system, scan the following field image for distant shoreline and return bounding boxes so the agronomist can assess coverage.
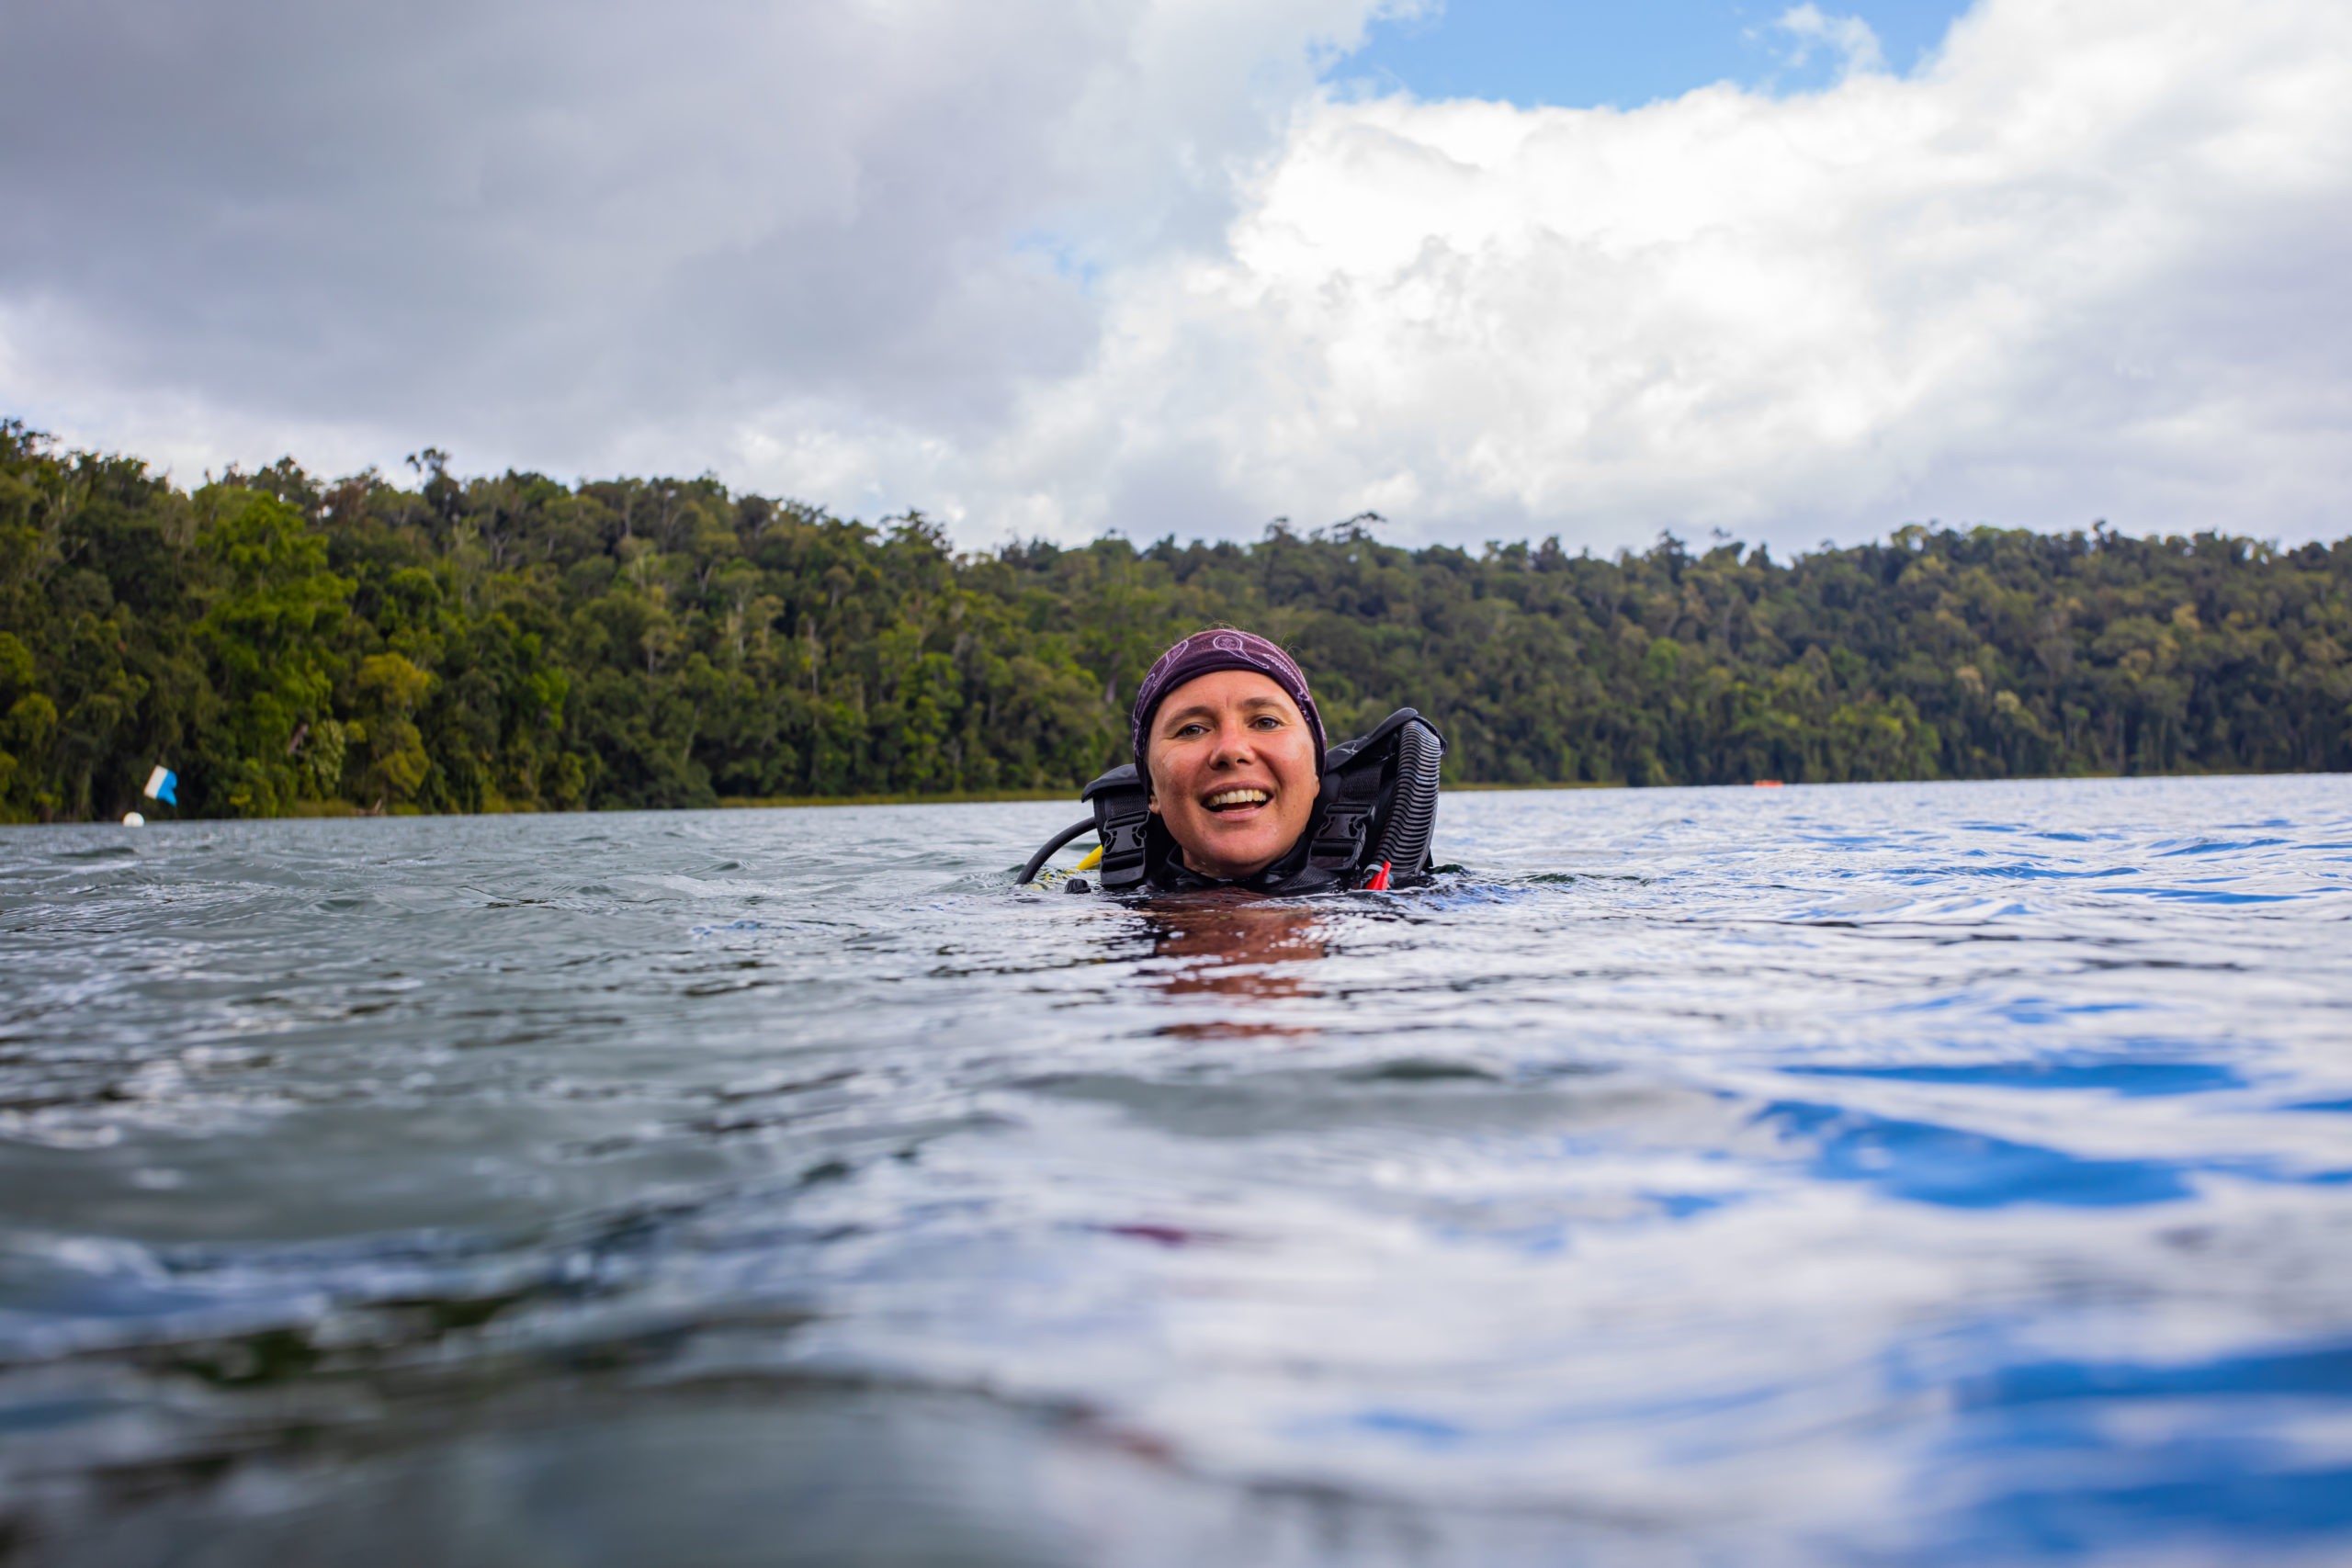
[713,780,1628,808]
[717,788,1079,809]
[30,768,2327,826]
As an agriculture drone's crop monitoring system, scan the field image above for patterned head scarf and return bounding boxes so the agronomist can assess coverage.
[1130,629,1327,776]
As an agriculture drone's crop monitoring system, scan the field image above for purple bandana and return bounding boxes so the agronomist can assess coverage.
[1130,629,1327,775]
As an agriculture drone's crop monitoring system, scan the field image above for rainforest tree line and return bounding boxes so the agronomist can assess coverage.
[1,419,2346,821]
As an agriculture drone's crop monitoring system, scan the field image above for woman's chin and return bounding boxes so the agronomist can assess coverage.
[1189,824,1288,877]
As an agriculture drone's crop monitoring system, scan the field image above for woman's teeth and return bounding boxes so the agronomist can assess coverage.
[1205,788,1271,811]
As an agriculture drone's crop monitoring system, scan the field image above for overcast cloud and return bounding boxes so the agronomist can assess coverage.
[2,0,2346,551]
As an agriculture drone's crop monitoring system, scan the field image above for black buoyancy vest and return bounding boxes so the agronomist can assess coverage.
[1022,708,1444,893]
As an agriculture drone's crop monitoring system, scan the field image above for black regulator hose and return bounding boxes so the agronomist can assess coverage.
[1017,817,1098,885]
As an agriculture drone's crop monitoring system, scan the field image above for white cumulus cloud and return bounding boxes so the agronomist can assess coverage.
[957,0,2352,549]
[3,0,2346,552]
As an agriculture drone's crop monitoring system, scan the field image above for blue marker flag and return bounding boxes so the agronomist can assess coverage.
[143,766,178,806]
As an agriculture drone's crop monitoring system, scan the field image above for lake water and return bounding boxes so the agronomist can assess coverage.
[3,775,2350,1567]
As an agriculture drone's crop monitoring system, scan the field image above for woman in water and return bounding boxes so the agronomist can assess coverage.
[1021,629,1444,895]
[1127,629,1333,892]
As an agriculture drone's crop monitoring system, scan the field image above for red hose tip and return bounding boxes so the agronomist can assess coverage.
[1363,860,1392,891]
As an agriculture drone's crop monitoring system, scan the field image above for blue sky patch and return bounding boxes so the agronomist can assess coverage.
[1330,0,1978,108]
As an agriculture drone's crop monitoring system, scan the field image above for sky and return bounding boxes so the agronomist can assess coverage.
[2,0,2346,556]
[1340,0,1973,107]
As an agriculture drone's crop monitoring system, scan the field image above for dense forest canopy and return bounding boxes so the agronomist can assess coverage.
[1,419,2346,821]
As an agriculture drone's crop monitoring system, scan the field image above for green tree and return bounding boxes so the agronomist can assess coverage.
[191,486,350,816]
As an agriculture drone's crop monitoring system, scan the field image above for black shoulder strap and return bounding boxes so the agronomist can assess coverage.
[1081,765,1153,891]
[1307,748,1385,872]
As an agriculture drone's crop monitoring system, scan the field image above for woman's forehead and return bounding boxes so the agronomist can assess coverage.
[1156,669,1300,721]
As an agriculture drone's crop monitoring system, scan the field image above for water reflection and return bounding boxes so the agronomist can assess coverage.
[1138,894,1327,1037]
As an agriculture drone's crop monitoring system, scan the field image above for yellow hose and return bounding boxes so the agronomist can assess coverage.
[1075,843,1102,871]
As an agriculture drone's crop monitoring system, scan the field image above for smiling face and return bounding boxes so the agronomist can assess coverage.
[1144,669,1322,881]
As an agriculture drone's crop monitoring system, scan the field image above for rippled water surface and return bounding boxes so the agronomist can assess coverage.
[5,776,2351,1566]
